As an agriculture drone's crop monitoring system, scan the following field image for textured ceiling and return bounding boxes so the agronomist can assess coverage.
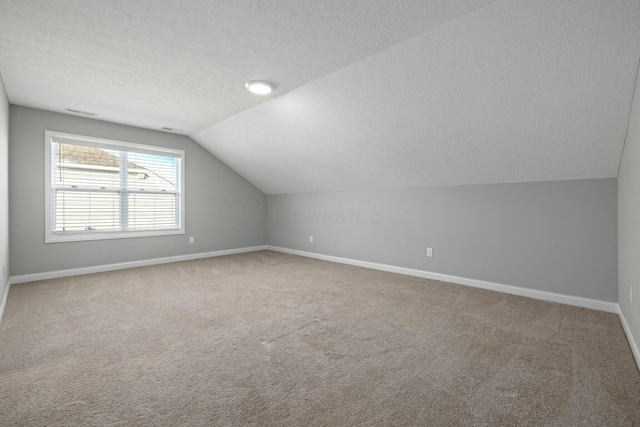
[0,0,494,134]
[193,0,640,194]
[2,0,640,194]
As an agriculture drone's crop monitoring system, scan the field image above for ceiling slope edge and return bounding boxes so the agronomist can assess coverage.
[192,0,640,195]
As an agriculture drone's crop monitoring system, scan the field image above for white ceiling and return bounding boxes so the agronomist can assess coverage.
[193,0,640,194]
[0,0,494,134]
[2,0,640,194]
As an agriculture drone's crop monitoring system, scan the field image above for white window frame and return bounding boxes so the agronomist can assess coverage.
[45,130,185,243]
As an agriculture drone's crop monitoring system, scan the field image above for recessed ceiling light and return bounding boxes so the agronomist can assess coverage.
[245,80,274,95]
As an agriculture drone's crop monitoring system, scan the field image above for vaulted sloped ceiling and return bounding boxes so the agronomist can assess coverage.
[193,0,640,194]
[0,0,494,133]
[2,0,640,194]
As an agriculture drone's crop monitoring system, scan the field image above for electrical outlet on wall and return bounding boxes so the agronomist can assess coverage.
[309,235,313,243]
[427,248,433,257]
[189,237,194,244]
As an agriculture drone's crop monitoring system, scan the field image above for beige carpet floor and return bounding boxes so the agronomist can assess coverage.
[0,250,639,426]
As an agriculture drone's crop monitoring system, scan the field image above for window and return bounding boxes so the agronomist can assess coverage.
[45,131,185,243]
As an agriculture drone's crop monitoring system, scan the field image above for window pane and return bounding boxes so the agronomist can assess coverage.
[128,193,177,230]
[54,190,120,231]
[126,152,178,193]
[47,131,184,242]
[54,143,121,189]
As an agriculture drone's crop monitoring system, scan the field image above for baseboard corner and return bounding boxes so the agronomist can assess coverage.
[0,277,11,326]
[618,306,640,372]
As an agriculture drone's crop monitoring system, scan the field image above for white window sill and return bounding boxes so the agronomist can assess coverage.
[45,228,185,243]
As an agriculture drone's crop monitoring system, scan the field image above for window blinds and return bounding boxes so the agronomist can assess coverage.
[49,135,183,239]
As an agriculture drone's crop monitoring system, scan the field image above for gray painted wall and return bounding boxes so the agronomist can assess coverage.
[9,106,266,276]
[0,75,8,300]
[618,64,640,359]
[267,179,617,302]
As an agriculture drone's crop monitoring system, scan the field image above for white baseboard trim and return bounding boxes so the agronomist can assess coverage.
[267,246,619,314]
[618,306,640,372]
[0,277,11,326]
[5,245,636,370]
[10,245,268,285]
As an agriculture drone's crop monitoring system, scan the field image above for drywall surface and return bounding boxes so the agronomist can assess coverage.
[267,179,617,301]
[0,74,9,299]
[194,0,640,194]
[618,63,640,359]
[9,106,265,276]
[0,0,494,133]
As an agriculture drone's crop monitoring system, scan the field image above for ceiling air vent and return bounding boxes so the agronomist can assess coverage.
[66,108,96,116]
[161,127,184,133]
